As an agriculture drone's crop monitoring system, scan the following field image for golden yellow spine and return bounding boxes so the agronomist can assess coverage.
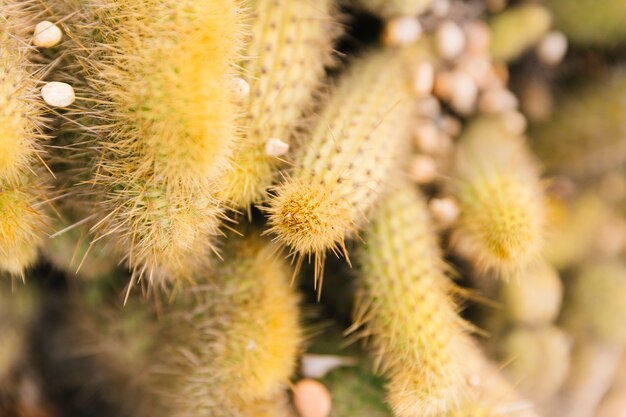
[221,0,339,208]
[267,46,427,279]
[354,182,469,417]
[156,235,302,416]
[453,117,545,276]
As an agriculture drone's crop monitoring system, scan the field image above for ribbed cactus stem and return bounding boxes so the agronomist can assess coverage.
[220,0,338,209]
[453,117,545,276]
[353,182,470,417]
[267,46,429,284]
[156,235,302,416]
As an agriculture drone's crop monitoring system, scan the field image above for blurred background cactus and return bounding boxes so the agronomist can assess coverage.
[2,1,626,417]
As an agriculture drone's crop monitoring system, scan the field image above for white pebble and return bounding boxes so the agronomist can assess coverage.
[435,21,466,60]
[233,77,250,101]
[41,81,75,108]
[450,72,478,115]
[479,88,519,114]
[301,354,357,379]
[465,21,491,56]
[410,155,437,184]
[33,21,62,48]
[501,110,527,135]
[429,197,460,227]
[383,17,422,47]
[413,62,435,96]
[414,122,441,153]
[537,31,568,66]
[265,137,290,157]
[417,96,442,118]
[439,115,462,138]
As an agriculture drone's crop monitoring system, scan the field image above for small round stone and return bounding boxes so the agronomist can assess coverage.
[435,21,466,60]
[265,137,290,157]
[429,197,460,227]
[41,82,75,108]
[537,31,568,66]
[410,155,437,184]
[33,21,63,48]
[233,77,250,101]
[293,379,332,417]
[413,62,435,96]
[383,17,422,47]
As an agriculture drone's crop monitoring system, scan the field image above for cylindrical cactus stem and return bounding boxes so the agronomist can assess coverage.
[0,180,47,276]
[550,260,626,417]
[266,45,430,284]
[530,71,626,180]
[352,182,470,417]
[351,0,434,19]
[499,326,571,403]
[154,234,302,416]
[220,0,339,209]
[47,0,245,285]
[78,0,244,185]
[0,1,53,277]
[489,4,552,63]
[545,0,626,47]
[452,117,545,276]
[90,178,225,286]
[500,259,563,326]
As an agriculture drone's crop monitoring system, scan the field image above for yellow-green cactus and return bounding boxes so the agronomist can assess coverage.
[453,117,545,276]
[220,0,339,209]
[353,182,470,417]
[0,1,52,277]
[489,4,552,62]
[0,181,47,276]
[546,0,626,47]
[155,234,302,416]
[352,0,434,19]
[530,71,626,180]
[500,260,562,326]
[562,260,626,345]
[499,326,571,402]
[267,46,428,281]
[48,0,245,285]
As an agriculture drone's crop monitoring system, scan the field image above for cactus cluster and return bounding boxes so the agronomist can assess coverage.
[2,1,626,417]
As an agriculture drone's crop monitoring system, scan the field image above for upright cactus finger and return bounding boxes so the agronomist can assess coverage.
[452,117,545,276]
[353,182,470,417]
[266,46,429,283]
[0,1,53,277]
[154,234,302,416]
[220,0,339,209]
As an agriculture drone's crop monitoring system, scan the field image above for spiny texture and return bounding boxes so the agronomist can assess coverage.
[156,235,301,417]
[220,0,338,208]
[0,0,46,185]
[267,46,426,279]
[0,1,51,277]
[352,0,434,19]
[562,260,626,345]
[353,182,470,417]
[0,182,47,276]
[546,0,626,47]
[79,0,243,184]
[51,0,245,285]
[453,117,545,276]
[530,71,626,180]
